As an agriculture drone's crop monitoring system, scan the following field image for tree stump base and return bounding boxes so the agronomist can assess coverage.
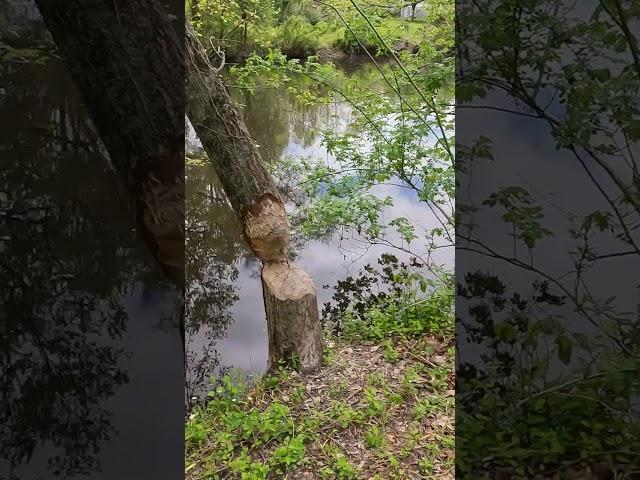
[262,261,324,372]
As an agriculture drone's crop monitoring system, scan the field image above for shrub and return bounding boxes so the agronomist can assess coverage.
[279,15,320,58]
[333,15,383,54]
[322,254,454,340]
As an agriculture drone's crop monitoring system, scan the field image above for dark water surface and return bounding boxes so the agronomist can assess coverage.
[1,2,184,478]
[185,73,454,402]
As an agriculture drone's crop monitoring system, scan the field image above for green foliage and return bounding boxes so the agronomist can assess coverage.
[381,340,399,363]
[414,0,454,56]
[278,15,321,57]
[228,452,269,479]
[270,434,306,471]
[334,13,384,54]
[185,334,455,478]
[364,425,384,449]
[185,152,207,166]
[418,457,435,475]
[186,4,457,474]
[362,386,387,418]
[0,37,57,65]
[303,189,394,240]
[230,49,337,100]
[320,449,358,479]
[321,254,454,340]
[185,372,311,477]
[457,273,640,477]
[367,371,386,387]
[484,186,553,249]
[455,2,640,474]
[330,401,364,428]
[188,0,444,59]
[228,0,455,269]
[412,396,452,421]
[189,0,279,54]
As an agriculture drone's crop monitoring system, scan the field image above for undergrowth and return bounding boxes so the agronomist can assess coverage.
[322,254,454,341]
[185,255,454,479]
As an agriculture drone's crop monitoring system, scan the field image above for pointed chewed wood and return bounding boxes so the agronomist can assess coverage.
[243,193,290,262]
[262,261,324,372]
[185,20,324,371]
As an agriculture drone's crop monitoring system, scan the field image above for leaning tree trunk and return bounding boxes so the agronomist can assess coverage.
[185,21,324,372]
[34,0,186,341]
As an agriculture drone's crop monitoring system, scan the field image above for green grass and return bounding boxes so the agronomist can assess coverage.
[317,24,345,49]
[185,259,454,479]
[315,18,426,52]
[380,18,427,44]
[185,335,454,479]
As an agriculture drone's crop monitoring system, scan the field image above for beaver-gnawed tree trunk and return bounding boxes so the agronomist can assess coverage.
[34,0,186,340]
[185,21,324,372]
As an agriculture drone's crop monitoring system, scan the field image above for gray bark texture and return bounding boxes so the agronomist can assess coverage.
[34,0,186,352]
[34,0,186,288]
[185,20,324,371]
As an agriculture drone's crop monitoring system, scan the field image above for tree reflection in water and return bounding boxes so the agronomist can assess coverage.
[1,7,181,479]
[183,69,359,402]
[185,160,246,407]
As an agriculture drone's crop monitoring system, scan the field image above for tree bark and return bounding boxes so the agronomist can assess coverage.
[34,0,186,340]
[185,20,324,372]
[263,263,324,369]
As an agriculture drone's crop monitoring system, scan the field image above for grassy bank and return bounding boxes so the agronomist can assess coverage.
[207,17,429,63]
[283,17,427,59]
[315,18,427,48]
[185,256,455,479]
[185,335,454,480]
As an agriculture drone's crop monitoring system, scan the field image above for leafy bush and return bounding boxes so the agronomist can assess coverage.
[457,272,640,477]
[333,15,384,54]
[278,15,320,58]
[190,0,279,55]
[303,8,323,26]
[322,254,454,340]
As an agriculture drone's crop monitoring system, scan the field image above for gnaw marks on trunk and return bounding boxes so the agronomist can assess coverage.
[185,21,324,372]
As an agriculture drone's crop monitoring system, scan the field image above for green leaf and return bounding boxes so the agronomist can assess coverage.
[627,120,640,141]
[555,336,573,365]
[496,323,516,342]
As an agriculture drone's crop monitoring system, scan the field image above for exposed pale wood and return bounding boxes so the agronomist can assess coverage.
[185,20,323,371]
[262,262,324,371]
[243,193,290,262]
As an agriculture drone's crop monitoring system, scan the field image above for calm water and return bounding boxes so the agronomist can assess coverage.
[185,70,454,402]
[1,2,184,478]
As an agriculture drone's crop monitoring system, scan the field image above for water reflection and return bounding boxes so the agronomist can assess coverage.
[184,163,243,405]
[239,79,354,164]
[455,1,640,476]
[185,68,452,401]
[1,4,183,478]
